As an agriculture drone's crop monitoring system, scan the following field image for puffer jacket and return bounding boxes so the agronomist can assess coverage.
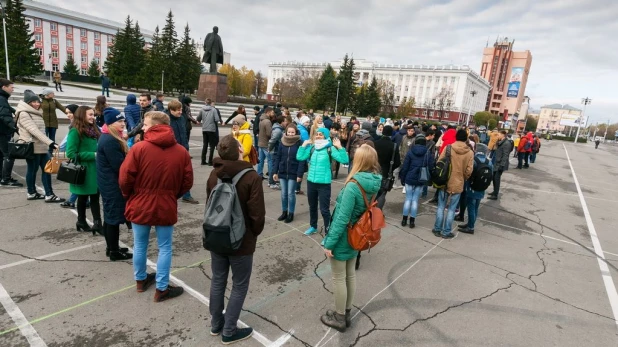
[124,94,141,131]
[324,171,382,261]
[15,101,53,153]
[399,144,435,186]
[0,89,16,135]
[272,137,305,180]
[233,121,253,162]
[268,123,283,153]
[297,143,349,184]
[39,97,65,129]
[438,141,474,194]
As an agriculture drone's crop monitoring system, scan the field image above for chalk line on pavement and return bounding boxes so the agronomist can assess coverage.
[0,242,105,271]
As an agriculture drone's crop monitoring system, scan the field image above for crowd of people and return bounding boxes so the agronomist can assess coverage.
[0,77,548,344]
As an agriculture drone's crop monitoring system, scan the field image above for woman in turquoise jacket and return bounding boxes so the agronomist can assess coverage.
[66,106,101,234]
[320,144,382,332]
[296,127,348,236]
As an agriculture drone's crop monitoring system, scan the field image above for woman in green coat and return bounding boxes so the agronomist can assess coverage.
[320,144,382,332]
[66,106,101,234]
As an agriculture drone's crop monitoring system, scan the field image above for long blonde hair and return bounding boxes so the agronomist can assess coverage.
[345,144,380,184]
[107,123,129,154]
[310,115,323,141]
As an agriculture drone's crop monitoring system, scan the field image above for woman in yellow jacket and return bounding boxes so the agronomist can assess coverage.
[231,114,253,162]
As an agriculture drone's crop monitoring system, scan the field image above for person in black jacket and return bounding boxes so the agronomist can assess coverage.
[488,130,511,200]
[272,124,305,223]
[224,105,246,124]
[0,79,22,187]
[253,105,265,149]
[373,126,400,209]
[167,100,198,204]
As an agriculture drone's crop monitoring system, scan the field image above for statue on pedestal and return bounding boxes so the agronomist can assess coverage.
[202,26,224,74]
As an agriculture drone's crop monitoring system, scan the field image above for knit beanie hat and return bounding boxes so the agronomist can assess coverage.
[103,107,125,125]
[66,104,79,114]
[299,116,310,125]
[317,127,330,139]
[23,90,40,104]
[382,125,394,137]
[361,122,372,131]
[41,88,55,97]
[456,129,468,142]
[231,114,246,127]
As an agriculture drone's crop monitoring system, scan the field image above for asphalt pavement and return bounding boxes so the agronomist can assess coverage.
[0,130,617,347]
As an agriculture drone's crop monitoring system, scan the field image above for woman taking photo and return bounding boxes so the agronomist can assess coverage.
[231,114,253,162]
[66,106,102,234]
[399,135,434,228]
[97,107,132,261]
[321,144,382,332]
[272,124,305,223]
[15,90,64,202]
[297,127,349,236]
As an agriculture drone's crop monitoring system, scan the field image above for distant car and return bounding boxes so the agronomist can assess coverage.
[554,132,566,137]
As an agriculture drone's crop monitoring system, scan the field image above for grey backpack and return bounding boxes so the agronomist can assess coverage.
[202,168,253,254]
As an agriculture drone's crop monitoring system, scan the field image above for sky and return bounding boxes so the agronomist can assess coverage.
[48,0,618,124]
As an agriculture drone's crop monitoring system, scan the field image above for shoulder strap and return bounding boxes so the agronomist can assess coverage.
[446,145,451,158]
[351,179,371,208]
[232,168,253,185]
[388,143,396,173]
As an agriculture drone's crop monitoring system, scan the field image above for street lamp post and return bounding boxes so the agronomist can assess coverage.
[161,70,164,93]
[574,97,591,143]
[48,54,52,82]
[465,90,477,126]
[0,3,9,80]
[334,80,340,114]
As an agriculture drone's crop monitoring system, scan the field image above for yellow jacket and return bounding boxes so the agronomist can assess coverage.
[233,121,253,162]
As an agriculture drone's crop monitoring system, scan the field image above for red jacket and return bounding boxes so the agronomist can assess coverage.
[120,125,193,226]
[439,129,456,154]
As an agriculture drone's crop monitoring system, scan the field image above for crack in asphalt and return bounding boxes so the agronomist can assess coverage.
[242,308,313,347]
[314,255,332,295]
[0,247,116,264]
[0,204,28,211]
[527,211,548,292]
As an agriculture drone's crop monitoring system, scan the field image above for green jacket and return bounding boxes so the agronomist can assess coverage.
[40,98,65,129]
[296,144,349,184]
[66,128,99,195]
[324,171,382,261]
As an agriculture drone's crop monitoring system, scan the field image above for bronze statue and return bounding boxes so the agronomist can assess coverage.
[202,26,224,74]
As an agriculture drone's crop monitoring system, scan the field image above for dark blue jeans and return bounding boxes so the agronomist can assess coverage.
[307,181,331,231]
[102,86,110,97]
[0,133,15,181]
[45,127,56,144]
[466,195,482,230]
[26,153,52,195]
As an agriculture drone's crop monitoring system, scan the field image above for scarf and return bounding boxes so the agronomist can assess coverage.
[85,126,100,139]
[281,134,300,146]
[314,139,331,150]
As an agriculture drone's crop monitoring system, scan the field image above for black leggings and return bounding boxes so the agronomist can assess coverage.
[104,222,120,252]
[202,131,218,164]
[77,193,101,221]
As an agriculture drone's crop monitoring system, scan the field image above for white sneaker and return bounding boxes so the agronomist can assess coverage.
[402,186,406,194]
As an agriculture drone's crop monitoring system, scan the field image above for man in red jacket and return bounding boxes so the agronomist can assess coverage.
[119,111,193,302]
[516,132,532,169]
[206,134,265,344]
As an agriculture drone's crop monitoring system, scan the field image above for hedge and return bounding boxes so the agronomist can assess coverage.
[550,135,587,143]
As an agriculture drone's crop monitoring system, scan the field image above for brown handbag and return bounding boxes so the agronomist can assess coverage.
[347,179,385,252]
[44,149,69,174]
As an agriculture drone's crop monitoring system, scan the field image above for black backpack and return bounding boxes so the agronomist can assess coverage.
[469,157,493,191]
[431,145,451,189]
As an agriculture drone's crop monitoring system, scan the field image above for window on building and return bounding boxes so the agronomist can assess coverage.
[80,42,87,50]
[430,111,434,118]
[80,29,87,37]
[52,64,59,72]
[80,68,87,76]
[67,53,73,61]
[51,50,58,58]
[34,19,41,27]
[94,57,100,65]
[396,96,400,102]
[94,32,100,40]
[94,45,100,52]
[66,25,72,34]
[81,56,88,63]
[37,48,43,56]
[51,37,58,45]
[108,35,114,43]
[34,33,42,41]
[66,39,73,47]
[405,86,408,92]
[50,23,57,31]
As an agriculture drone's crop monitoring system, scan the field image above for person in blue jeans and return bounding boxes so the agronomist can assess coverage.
[273,124,305,223]
[458,144,493,235]
[399,135,434,228]
[119,111,193,302]
[432,129,474,239]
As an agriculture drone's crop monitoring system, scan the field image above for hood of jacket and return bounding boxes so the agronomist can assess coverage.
[451,140,472,155]
[239,121,250,131]
[475,152,488,163]
[126,94,137,105]
[351,171,382,196]
[272,123,283,131]
[16,101,42,117]
[201,105,213,112]
[441,129,456,147]
[212,157,254,180]
[143,124,177,148]
[411,143,428,156]
[0,89,10,99]
[260,113,270,121]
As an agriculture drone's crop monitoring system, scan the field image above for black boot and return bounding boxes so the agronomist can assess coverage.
[106,247,130,256]
[76,219,91,232]
[401,216,408,227]
[320,311,347,332]
[284,213,294,223]
[277,211,288,221]
[355,252,361,270]
[126,221,132,230]
[91,219,102,236]
[409,217,415,229]
[109,250,133,261]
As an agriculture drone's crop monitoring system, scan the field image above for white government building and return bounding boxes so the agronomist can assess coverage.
[267,59,491,122]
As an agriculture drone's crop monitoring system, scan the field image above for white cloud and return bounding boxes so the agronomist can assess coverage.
[49,0,618,123]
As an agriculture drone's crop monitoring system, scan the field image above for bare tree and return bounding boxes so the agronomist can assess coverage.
[434,88,454,122]
[378,80,396,114]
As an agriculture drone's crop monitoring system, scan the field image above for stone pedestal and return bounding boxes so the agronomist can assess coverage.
[196,73,228,103]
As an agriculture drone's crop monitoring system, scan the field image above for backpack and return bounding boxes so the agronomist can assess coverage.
[531,139,539,153]
[523,138,532,151]
[347,180,385,252]
[202,168,253,254]
[249,146,259,165]
[469,157,493,191]
[431,145,452,189]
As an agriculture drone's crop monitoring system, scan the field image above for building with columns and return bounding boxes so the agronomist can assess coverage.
[267,59,491,123]
[9,0,154,76]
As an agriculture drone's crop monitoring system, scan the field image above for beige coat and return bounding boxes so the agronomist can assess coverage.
[487,130,500,150]
[16,101,53,154]
[438,141,474,194]
[53,71,61,83]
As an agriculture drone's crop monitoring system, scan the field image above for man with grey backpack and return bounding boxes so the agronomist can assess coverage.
[204,134,265,345]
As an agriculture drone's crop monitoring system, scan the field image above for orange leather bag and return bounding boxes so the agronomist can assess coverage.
[347,180,385,252]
